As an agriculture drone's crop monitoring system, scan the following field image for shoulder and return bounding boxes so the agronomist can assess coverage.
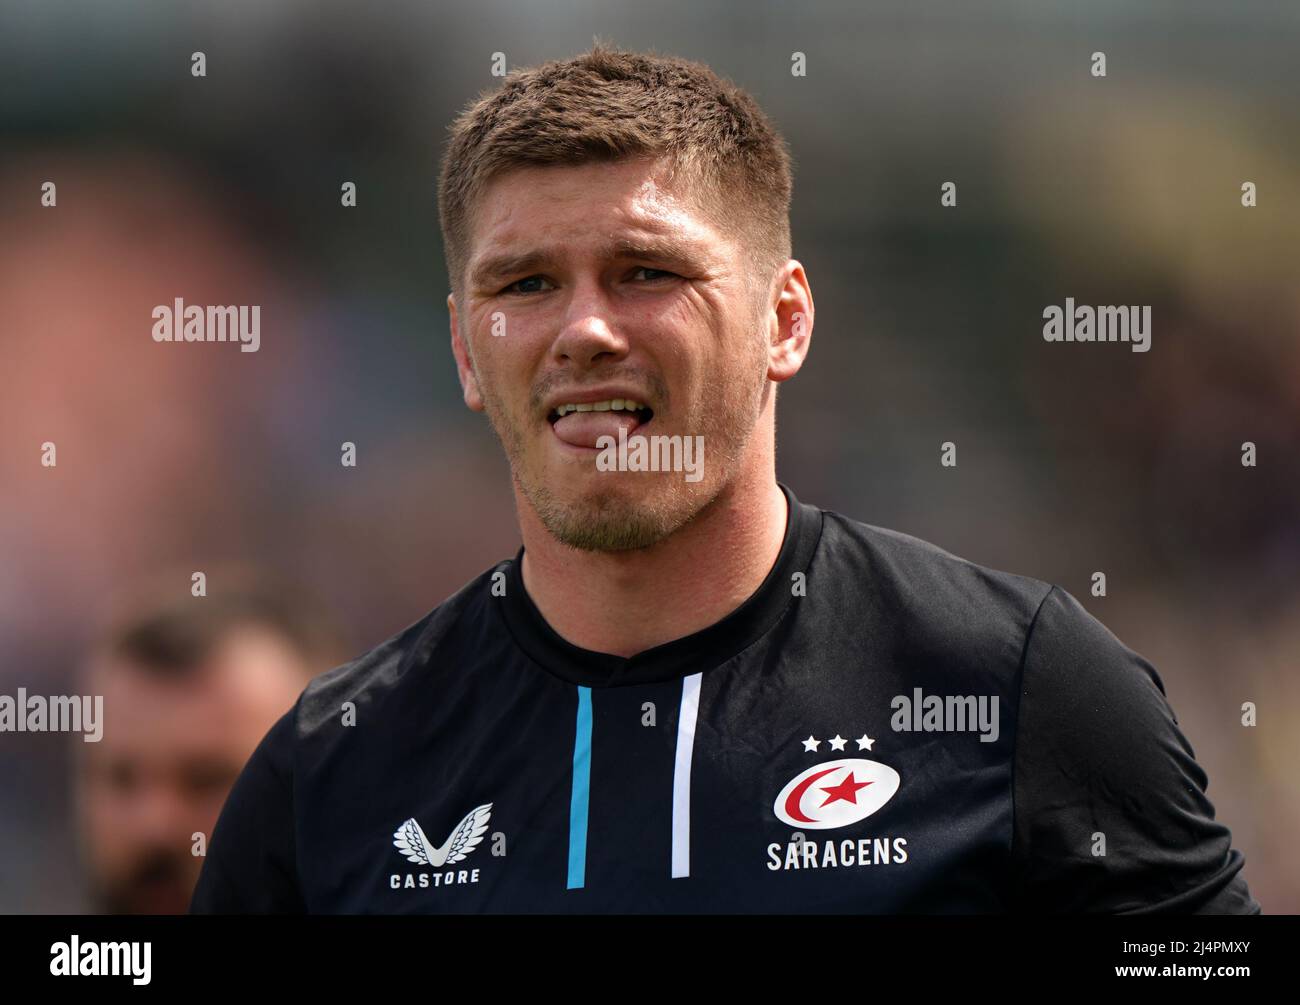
[1018,583,1181,778]
[1010,585,1256,912]
[818,506,1053,615]
[294,559,509,738]
[813,505,1055,663]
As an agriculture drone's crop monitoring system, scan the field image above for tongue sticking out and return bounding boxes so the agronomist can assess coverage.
[551,410,643,449]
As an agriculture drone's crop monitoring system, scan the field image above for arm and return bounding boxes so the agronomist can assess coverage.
[190,703,307,914]
[1009,585,1259,914]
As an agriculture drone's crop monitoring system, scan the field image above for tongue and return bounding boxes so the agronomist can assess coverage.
[552,410,642,449]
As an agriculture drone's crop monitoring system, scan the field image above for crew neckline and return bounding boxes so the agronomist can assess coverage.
[498,482,823,687]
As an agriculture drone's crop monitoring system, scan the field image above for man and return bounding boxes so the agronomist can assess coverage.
[192,46,1258,913]
[78,582,336,913]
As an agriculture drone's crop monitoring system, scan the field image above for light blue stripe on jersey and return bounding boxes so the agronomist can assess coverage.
[567,685,593,890]
[671,672,703,878]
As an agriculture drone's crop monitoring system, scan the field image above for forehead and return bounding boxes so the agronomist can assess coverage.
[466,157,729,268]
[85,630,305,754]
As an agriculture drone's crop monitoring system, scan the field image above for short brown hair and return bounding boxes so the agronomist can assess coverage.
[437,44,793,298]
[90,573,344,682]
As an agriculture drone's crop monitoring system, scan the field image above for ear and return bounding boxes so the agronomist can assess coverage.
[766,260,813,383]
[448,293,485,412]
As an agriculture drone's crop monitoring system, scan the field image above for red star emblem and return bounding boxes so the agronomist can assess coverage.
[819,771,872,807]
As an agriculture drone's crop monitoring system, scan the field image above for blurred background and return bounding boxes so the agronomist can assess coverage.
[1,0,1296,912]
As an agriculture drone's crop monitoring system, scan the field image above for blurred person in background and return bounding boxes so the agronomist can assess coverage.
[74,578,341,914]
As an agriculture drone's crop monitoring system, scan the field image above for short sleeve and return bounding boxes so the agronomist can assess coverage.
[1009,585,1259,914]
[190,703,307,914]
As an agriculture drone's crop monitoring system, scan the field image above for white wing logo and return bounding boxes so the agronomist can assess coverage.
[393,803,493,867]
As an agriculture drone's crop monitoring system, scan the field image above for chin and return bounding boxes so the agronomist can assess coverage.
[529,472,699,552]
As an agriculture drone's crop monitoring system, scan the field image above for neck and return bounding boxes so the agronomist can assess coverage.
[517,467,789,658]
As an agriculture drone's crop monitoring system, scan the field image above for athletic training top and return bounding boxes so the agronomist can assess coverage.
[190,483,1259,914]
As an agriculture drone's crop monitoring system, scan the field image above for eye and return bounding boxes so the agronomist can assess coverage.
[501,275,553,295]
[105,760,138,794]
[181,761,239,798]
[631,267,680,282]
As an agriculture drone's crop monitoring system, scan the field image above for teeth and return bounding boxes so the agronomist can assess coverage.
[553,399,646,417]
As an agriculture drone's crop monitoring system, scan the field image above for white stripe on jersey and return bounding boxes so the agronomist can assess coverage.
[671,672,703,878]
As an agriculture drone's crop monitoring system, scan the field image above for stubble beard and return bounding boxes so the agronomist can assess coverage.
[475,337,769,553]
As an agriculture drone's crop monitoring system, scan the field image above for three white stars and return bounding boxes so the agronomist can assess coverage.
[803,732,875,752]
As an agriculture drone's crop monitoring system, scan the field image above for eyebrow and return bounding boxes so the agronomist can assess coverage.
[469,237,706,290]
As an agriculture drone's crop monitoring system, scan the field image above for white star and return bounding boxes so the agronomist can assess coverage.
[829,734,847,751]
[802,735,820,752]
[856,734,875,751]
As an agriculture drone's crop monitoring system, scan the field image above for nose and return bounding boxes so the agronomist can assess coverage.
[550,277,629,368]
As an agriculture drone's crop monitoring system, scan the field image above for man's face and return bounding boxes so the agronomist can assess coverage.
[77,629,307,914]
[450,157,775,550]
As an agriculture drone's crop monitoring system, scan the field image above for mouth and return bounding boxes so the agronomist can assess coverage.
[547,398,655,451]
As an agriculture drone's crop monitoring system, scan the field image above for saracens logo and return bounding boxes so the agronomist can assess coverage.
[774,759,900,830]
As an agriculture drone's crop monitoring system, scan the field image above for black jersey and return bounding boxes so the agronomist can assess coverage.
[190,483,1258,914]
